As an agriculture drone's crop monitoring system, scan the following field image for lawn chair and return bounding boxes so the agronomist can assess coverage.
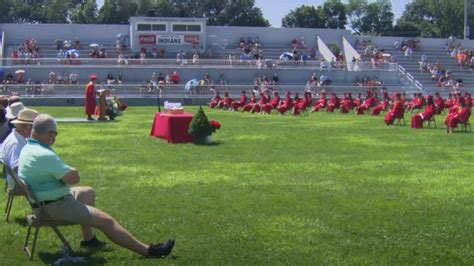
[461,121,471,132]
[395,116,406,126]
[2,160,26,222]
[424,115,437,128]
[4,166,75,260]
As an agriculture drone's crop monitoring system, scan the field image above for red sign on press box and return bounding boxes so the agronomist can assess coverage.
[184,35,200,44]
[139,34,156,44]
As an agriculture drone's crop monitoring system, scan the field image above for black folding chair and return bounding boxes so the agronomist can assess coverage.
[4,165,76,260]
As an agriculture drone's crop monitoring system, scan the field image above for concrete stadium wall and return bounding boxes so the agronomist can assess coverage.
[0,23,129,44]
[21,97,210,107]
[2,66,400,84]
[355,35,474,50]
[207,26,353,49]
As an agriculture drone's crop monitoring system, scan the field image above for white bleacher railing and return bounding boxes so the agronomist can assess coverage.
[0,31,4,67]
[0,83,463,99]
[1,57,399,71]
[398,64,423,92]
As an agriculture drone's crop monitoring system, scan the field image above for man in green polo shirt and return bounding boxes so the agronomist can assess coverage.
[18,114,174,258]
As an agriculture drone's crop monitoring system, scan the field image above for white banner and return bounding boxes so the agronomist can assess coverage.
[0,32,3,59]
[157,35,184,45]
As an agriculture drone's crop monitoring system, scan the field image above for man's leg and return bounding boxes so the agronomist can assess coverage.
[89,208,149,256]
[71,187,95,241]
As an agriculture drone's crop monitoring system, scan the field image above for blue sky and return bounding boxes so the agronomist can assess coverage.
[96,0,410,28]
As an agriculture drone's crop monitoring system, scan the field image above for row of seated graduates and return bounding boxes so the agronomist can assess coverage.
[209,89,312,116]
[208,89,472,131]
[208,87,385,116]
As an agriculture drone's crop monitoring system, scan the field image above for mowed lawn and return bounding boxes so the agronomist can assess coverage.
[0,106,473,265]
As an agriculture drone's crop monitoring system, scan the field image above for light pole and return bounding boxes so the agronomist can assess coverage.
[465,0,470,39]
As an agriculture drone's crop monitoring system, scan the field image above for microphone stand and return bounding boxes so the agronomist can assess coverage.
[157,84,161,112]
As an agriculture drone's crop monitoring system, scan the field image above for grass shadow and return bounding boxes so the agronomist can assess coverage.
[14,217,28,226]
[194,140,223,146]
[38,250,108,265]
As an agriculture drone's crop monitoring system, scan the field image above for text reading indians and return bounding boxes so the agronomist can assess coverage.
[157,35,184,45]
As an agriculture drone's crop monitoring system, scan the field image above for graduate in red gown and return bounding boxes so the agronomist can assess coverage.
[371,91,389,116]
[384,93,405,126]
[342,92,354,113]
[400,92,408,107]
[353,93,362,108]
[434,92,445,114]
[242,91,257,112]
[355,91,377,115]
[445,97,471,133]
[209,91,221,108]
[411,95,435,129]
[326,92,340,113]
[339,93,350,113]
[293,92,311,115]
[444,94,454,110]
[220,91,234,110]
[312,92,327,112]
[465,93,472,109]
[262,91,274,114]
[407,93,426,113]
[85,74,98,120]
[231,90,247,111]
[252,92,266,113]
[277,91,294,114]
[270,91,281,109]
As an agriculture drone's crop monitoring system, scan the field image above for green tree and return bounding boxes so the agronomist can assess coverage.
[281,5,325,28]
[322,0,347,29]
[346,0,394,35]
[0,0,12,23]
[215,0,269,26]
[396,0,468,38]
[9,0,48,23]
[98,0,138,24]
[281,2,346,29]
[70,0,99,24]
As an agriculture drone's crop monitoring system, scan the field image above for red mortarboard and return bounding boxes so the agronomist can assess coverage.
[90,74,98,80]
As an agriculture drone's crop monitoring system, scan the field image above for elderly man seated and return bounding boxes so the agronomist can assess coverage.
[18,114,175,258]
[2,109,38,190]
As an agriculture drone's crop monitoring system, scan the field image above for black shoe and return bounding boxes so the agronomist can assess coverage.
[148,239,175,258]
[80,236,106,248]
[87,116,95,121]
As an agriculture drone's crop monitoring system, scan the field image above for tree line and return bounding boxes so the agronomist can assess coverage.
[0,0,471,38]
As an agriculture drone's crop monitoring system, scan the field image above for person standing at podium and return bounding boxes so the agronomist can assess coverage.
[85,75,98,120]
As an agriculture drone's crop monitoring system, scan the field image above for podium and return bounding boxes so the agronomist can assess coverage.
[97,89,111,121]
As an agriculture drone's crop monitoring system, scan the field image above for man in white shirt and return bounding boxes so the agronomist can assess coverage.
[2,109,38,189]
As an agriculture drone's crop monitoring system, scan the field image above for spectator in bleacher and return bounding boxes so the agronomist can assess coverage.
[106,73,115,84]
[140,51,146,65]
[192,53,199,64]
[70,73,78,84]
[272,73,279,85]
[54,39,62,50]
[170,71,180,84]
[117,53,128,65]
[74,37,81,50]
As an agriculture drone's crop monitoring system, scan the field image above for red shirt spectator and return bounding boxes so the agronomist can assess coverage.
[170,71,180,84]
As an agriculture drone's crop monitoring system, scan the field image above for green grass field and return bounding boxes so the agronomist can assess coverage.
[1,106,473,265]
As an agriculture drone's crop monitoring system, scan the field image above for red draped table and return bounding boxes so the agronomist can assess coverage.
[150,112,194,143]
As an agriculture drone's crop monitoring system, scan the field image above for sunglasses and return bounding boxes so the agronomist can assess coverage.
[50,131,58,136]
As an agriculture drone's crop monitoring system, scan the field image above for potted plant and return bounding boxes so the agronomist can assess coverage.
[188,106,213,144]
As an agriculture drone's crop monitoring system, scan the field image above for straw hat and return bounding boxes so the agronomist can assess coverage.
[6,102,25,119]
[11,109,38,125]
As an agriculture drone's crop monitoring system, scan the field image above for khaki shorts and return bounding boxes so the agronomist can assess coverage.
[33,187,97,226]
